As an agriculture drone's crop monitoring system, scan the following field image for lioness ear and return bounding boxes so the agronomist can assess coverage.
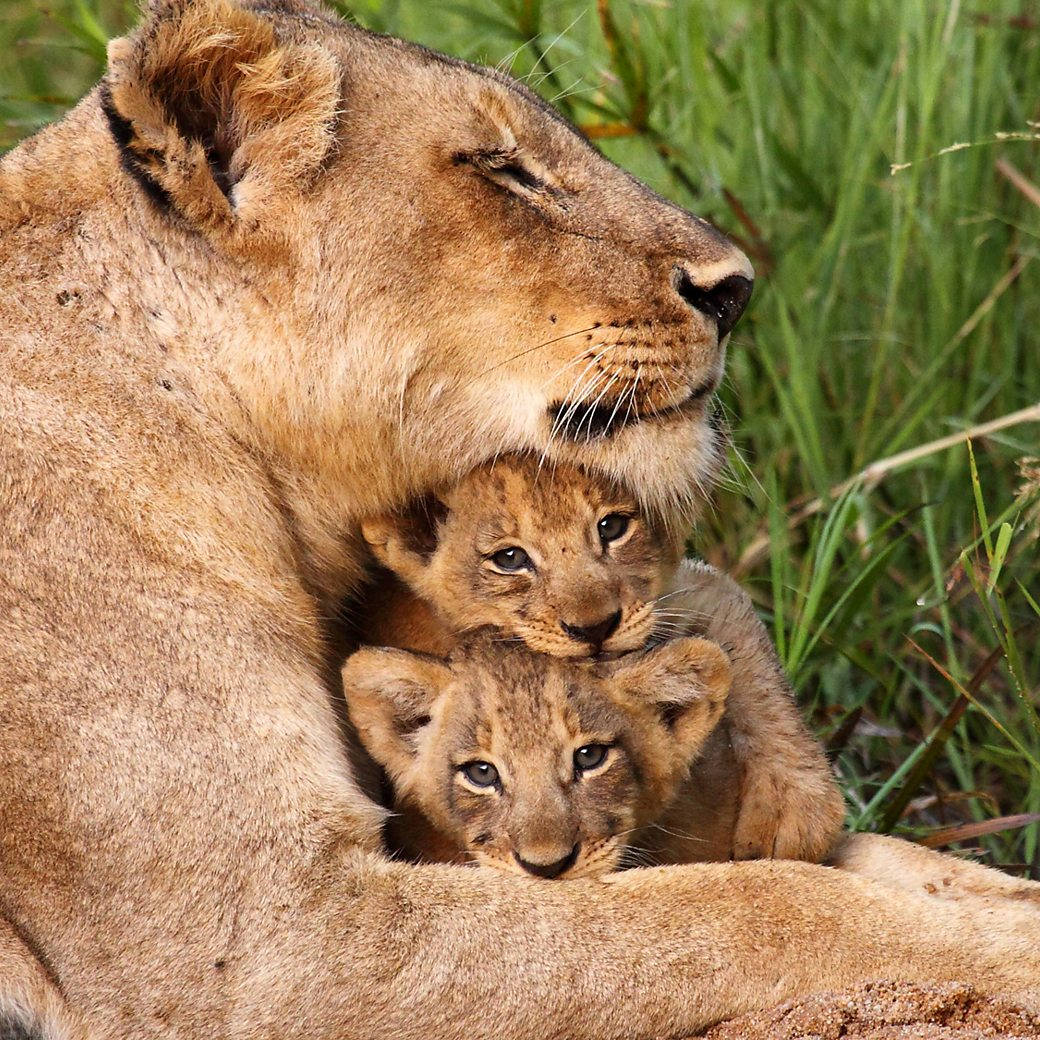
[361,495,449,590]
[342,647,450,782]
[610,637,731,751]
[102,0,341,232]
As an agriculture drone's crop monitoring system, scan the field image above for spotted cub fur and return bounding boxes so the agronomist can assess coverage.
[343,632,731,877]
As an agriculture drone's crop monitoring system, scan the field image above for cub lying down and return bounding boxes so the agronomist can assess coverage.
[343,633,731,877]
[357,453,845,863]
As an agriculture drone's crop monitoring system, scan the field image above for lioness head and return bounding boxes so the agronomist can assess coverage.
[100,0,752,544]
[362,453,681,658]
[343,633,731,878]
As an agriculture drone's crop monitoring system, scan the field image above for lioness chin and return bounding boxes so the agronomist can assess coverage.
[2,1,1039,1039]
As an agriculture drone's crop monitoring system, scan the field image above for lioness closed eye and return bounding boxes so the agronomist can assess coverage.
[342,633,731,877]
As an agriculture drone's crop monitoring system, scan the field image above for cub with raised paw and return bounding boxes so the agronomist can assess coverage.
[358,452,845,863]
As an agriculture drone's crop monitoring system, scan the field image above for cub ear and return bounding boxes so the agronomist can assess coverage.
[341,647,451,782]
[610,637,731,753]
[102,0,341,232]
[361,495,449,590]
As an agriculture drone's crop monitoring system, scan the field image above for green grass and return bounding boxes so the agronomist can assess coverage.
[3,0,1038,871]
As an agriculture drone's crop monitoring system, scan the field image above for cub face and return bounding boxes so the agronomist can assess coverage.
[343,633,731,878]
[362,454,682,658]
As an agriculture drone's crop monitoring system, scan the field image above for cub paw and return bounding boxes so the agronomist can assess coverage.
[731,766,845,863]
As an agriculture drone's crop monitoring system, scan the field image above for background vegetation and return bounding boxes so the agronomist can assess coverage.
[3,0,1038,872]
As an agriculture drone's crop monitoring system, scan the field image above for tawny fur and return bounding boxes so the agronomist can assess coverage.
[0,2,1038,1039]
[0,919,90,1040]
[358,454,678,659]
[657,559,848,862]
[358,452,844,862]
[343,632,732,876]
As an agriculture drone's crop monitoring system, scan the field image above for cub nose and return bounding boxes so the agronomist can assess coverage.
[674,267,754,341]
[561,610,622,648]
[515,844,580,879]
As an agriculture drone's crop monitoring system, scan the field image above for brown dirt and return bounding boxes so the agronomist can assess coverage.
[701,981,1040,1039]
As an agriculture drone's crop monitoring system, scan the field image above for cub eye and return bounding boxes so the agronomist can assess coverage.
[597,513,630,545]
[459,761,500,789]
[488,546,532,573]
[573,744,610,774]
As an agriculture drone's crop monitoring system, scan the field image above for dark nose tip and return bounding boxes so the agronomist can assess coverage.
[515,844,580,879]
[675,269,754,341]
[561,610,622,648]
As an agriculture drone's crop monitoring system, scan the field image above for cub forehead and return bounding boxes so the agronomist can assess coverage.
[447,638,627,741]
[451,646,560,735]
[444,454,640,535]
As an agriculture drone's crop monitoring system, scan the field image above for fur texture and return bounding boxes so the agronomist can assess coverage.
[0,1,1038,1038]
[654,559,847,862]
[358,452,844,861]
[359,454,679,659]
[343,632,731,876]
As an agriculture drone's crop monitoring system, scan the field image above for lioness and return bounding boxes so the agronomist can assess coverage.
[343,633,732,876]
[1,1,1038,1038]
[359,452,844,862]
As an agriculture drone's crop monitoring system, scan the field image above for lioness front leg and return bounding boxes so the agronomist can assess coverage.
[663,560,844,862]
[268,850,1040,1039]
[832,833,1040,914]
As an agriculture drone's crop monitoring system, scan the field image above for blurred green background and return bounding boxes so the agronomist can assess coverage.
[3,0,1038,871]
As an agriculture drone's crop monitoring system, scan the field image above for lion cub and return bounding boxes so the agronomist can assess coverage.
[359,454,677,660]
[356,453,845,864]
[343,632,731,877]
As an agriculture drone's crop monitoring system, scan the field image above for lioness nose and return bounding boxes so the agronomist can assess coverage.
[561,611,621,648]
[515,843,580,879]
[674,267,754,341]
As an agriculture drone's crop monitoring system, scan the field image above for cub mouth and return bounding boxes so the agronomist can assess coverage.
[547,376,717,441]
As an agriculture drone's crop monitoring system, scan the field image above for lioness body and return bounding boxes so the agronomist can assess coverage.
[1,2,1038,1039]
[359,453,844,862]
